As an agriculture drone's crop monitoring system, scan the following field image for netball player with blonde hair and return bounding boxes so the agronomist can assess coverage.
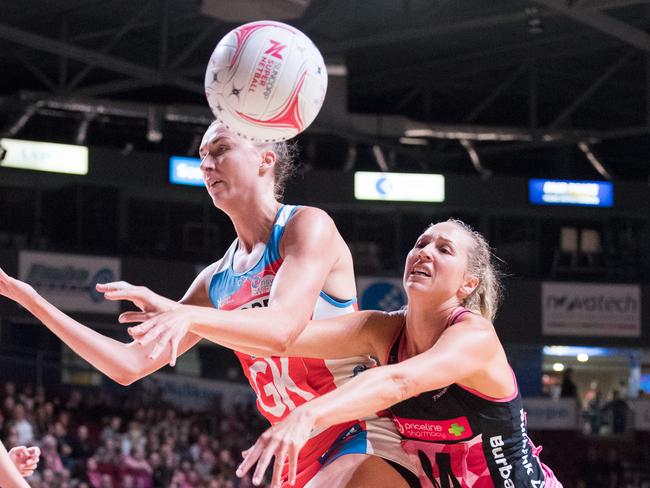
[228,220,562,488]
[0,121,417,487]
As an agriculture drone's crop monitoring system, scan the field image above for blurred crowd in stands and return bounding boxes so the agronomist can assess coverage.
[0,382,268,487]
[1,381,650,487]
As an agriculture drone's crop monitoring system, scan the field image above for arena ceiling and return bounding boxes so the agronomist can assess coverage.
[1,0,650,181]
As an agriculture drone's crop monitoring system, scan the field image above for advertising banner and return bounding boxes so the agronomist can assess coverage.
[140,373,255,412]
[631,400,650,431]
[523,398,579,430]
[0,137,88,175]
[19,251,121,314]
[356,276,406,311]
[542,282,641,337]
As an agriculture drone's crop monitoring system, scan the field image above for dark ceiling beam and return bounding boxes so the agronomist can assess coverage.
[350,34,617,92]
[550,48,637,128]
[0,22,204,95]
[574,0,650,10]
[168,22,218,70]
[319,11,532,54]
[317,1,630,55]
[300,0,340,32]
[74,79,159,98]
[449,125,650,159]
[66,0,155,90]
[465,65,527,122]
[160,0,170,70]
[535,0,650,52]
[18,57,57,91]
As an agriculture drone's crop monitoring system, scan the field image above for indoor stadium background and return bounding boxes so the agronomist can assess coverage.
[0,1,649,487]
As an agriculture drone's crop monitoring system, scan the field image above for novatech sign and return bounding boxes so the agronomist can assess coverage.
[19,251,121,314]
[542,282,640,337]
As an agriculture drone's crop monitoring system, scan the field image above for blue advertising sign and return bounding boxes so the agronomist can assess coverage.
[170,156,203,187]
[529,179,613,207]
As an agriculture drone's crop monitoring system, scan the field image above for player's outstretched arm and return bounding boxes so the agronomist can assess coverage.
[127,208,361,365]
[237,315,502,487]
[0,442,39,488]
[0,266,201,385]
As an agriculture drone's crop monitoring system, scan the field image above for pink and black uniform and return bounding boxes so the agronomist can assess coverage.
[208,205,417,487]
[386,308,562,488]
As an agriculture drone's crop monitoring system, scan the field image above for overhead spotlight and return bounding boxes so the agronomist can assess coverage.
[121,142,135,156]
[186,133,202,157]
[371,145,390,172]
[399,137,429,146]
[343,143,357,172]
[552,363,565,372]
[75,114,95,145]
[577,353,589,363]
[525,6,544,35]
[578,141,612,180]
[147,106,163,143]
[326,64,348,77]
[460,139,491,179]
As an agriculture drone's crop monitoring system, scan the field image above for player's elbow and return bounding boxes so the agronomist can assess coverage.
[387,369,417,403]
[111,366,142,386]
[111,357,149,386]
[267,320,304,356]
[113,373,137,386]
[268,331,296,356]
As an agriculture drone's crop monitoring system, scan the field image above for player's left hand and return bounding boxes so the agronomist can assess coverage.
[8,446,40,477]
[127,306,197,366]
[236,407,315,487]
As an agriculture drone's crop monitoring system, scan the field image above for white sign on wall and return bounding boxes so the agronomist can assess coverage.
[0,138,88,175]
[542,282,641,337]
[523,398,579,430]
[631,400,650,431]
[354,171,445,202]
[19,251,121,314]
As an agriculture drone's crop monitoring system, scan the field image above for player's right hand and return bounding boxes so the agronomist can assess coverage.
[8,446,40,477]
[0,267,33,302]
[96,281,179,325]
[236,407,315,487]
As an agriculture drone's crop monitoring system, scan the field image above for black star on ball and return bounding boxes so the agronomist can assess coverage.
[231,88,241,96]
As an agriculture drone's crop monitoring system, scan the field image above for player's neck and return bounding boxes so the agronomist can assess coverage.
[403,299,459,357]
[230,197,282,253]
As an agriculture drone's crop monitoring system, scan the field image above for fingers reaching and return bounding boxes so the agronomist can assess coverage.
[236,437,266,480]
[288,442,299,486]
[237,430,294,488]
[9,445,40,476]
[119,311,154,324]
[127,320,156,340]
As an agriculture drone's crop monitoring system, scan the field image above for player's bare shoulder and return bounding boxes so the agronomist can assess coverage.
[182,258,226,306]
[280,205,345,254]
[453,311,495,335]
[364,309,405,363]
[288,206,337,234]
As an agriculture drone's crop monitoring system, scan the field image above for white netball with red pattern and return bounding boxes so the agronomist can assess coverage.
[205,21,328,143]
